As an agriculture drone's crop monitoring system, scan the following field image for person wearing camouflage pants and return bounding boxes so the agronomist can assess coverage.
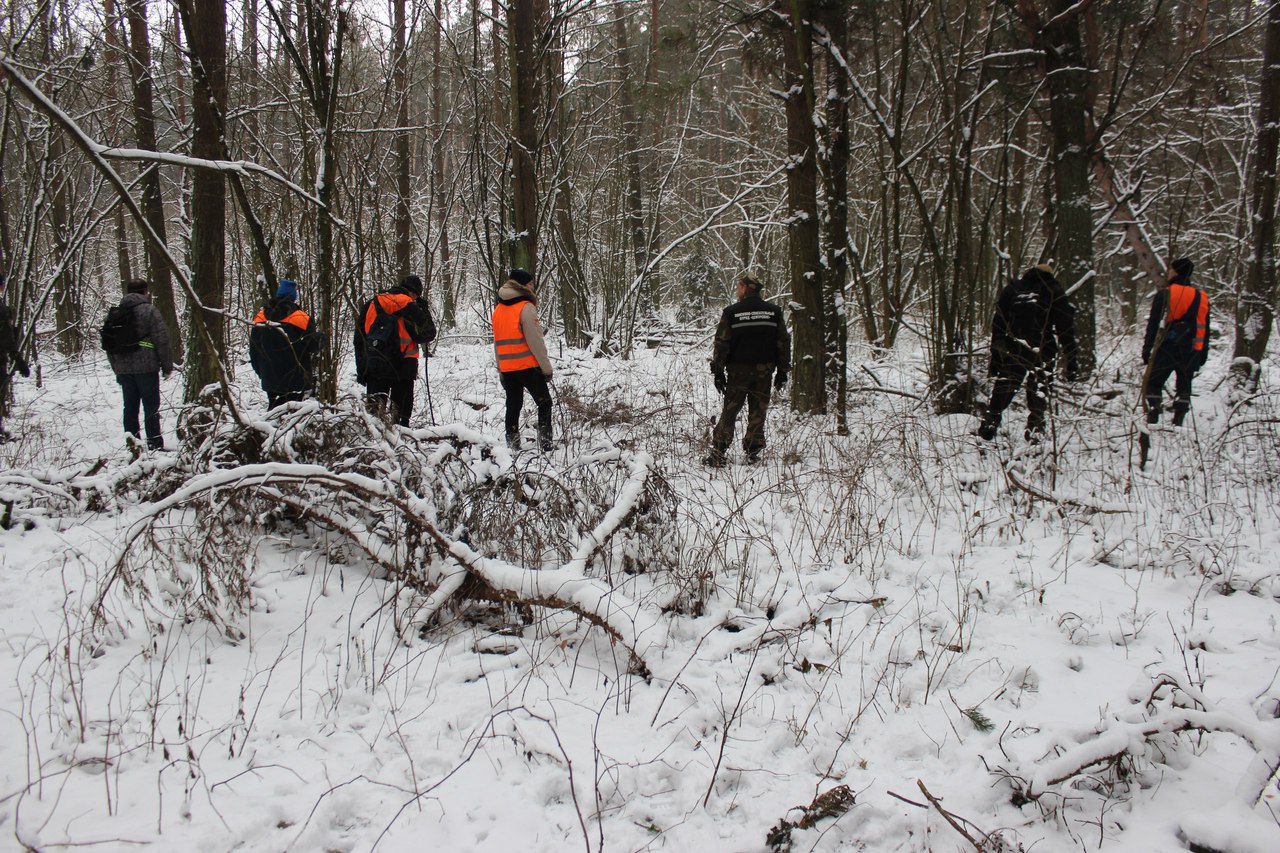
[707,272,791,465]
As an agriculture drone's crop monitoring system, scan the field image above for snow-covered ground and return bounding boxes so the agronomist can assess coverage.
[0,336,1278,852]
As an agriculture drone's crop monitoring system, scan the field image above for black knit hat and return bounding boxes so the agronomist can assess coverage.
[400,275,423,295]
[126,279,149,294]
[509,268,534,286]
[1171,258,1194,279]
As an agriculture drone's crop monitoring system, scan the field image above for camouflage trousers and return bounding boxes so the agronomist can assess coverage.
[712,363,775,455]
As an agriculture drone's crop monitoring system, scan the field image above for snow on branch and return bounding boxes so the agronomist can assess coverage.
[1004,462,1135,514]
[1019,671,1280,810]
[91,404,675,677]
[97,148,344,225]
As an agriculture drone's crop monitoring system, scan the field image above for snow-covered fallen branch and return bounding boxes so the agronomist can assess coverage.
[1004,463,1135,514]
[1020,672,1280,805]
[92,405,672,676]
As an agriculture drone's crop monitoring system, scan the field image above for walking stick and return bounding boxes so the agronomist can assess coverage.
[422,349,437,426]
[1137,327,1167,470]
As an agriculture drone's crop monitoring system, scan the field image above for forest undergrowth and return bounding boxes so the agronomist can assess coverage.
[0,343,1278,852]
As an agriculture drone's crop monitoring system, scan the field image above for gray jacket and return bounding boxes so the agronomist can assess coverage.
[107,293,174,376]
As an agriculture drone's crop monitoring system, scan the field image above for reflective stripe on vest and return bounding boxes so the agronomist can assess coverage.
[363,293,420,358]
[492,301,539,372]
[1167,283,1208,352]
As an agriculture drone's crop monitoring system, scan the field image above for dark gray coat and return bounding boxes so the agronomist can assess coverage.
[106,293,173,376]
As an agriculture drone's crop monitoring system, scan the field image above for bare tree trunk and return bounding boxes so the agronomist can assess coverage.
[393,0,411,278]
[818,1,849,431]
[103,0,133,285]
[614,6,649,309]
[1020,0,1096,374]
[179,0,228,404]
[549,11,590,347]
[125,0,180,345]
[508,0,545,272]
[779,0,825,414]
[431,0,454,324]
[42,2,82,356]
[1232,0,1280,388]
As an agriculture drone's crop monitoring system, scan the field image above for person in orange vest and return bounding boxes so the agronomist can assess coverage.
[250,278,321,409]
[1141,258,1210,426]
[354,275,437,426]
[492,268,553,450]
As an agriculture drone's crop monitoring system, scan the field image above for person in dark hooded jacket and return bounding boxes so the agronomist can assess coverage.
[978,263,1080,442]
[0,273,31,440]
[250,278,321,409]
[354,275,437,426]
[107,279,174,453]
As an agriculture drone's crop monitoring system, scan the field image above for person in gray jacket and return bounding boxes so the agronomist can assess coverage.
[106,279,174,453]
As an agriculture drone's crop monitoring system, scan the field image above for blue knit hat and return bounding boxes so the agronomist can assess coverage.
[276,279,297,300]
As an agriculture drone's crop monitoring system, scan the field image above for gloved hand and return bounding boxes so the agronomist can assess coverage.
[774,370,788,390]
[16,358,29,378]
[713,370,726,394]
[162,368,173,379]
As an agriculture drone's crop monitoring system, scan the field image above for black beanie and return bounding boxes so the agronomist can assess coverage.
[400,275,423,295]
[126,279,149,294]
[1171,258,1193,279]
[509,268,534,286]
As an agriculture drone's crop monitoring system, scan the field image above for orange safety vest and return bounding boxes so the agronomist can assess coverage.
[363,293,420,358]
[492,301,539,372]
[1167,283,1208,352]
[254,308,310,331]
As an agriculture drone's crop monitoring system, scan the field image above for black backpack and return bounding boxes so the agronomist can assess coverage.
[100,305,143,355]
[363,297,400,378]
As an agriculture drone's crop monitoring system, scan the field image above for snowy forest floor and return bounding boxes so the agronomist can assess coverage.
[1,334,1279,853]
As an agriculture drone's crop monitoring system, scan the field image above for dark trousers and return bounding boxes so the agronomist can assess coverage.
[366,376,415,426]
[500,368,552,447]
[119,372,163,448]
[713,363,774,455]
[1145,357,1195,424]
[984,359,1052,434]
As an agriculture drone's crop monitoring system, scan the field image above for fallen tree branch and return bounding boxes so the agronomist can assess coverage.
[1004,463,1135,514]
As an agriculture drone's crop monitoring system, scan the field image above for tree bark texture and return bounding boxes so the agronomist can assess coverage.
[181,0,228,404]
[1232,0,1280,382]
[508,0,545,274]
[1032,0,1097,374]
[125,0,180,346]
[778,0,826,415]
[393,0,412,279]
